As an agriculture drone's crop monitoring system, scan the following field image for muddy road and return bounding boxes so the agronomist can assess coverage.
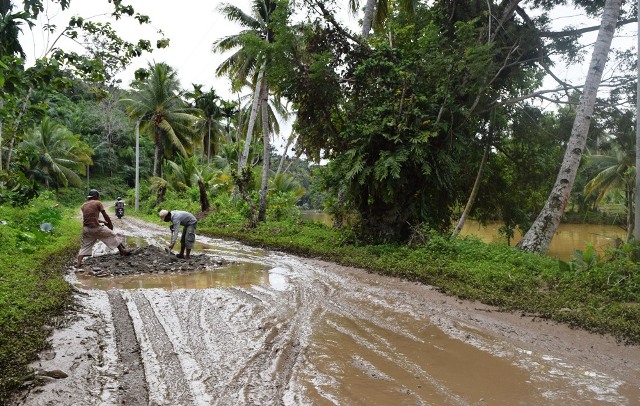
[15,215,640,405]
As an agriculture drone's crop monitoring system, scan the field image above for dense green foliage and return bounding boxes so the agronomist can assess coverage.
[271,0,633,243]
[0,193,78,402]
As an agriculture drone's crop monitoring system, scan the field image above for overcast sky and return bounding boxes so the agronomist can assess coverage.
[21,0,264,98]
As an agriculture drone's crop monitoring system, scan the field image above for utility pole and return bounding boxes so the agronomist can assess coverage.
[135,118,141,212]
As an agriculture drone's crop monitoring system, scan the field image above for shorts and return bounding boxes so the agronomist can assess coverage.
[180,223,197,249]
[78,226,124,256]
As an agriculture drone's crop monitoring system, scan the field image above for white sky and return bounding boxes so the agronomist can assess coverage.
[22,0,256,98]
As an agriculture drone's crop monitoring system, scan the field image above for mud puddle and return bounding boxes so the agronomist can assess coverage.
[76,233,279,290]
[16,215,640,405]
[76,263,268,290]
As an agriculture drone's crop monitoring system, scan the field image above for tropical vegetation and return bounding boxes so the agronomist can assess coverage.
[2,0,640,401]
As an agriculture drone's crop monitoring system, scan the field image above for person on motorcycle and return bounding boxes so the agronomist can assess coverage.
[115,197,125,218]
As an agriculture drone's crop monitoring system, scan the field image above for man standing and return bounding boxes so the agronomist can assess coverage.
[76,189,131,268]
[159,209,197,259]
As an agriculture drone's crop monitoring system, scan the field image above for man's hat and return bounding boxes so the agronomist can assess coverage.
[86,189,99,199]
[158,209,169,219]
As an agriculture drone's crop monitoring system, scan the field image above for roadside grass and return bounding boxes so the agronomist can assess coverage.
[0,194,79,403]
[198,216,640,345]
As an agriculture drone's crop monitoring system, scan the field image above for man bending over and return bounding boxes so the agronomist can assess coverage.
[159,209,197,260]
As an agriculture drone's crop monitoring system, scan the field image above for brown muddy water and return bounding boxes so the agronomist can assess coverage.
[459,221,625,261]
[76,262,269,290]
[19,216,639,406]
[301,211,625,261]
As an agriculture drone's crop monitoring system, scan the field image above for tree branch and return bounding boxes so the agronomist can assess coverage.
[303,0,364,46]
[540,18,635,39]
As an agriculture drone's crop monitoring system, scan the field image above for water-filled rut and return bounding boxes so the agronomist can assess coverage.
[16,216,640,405]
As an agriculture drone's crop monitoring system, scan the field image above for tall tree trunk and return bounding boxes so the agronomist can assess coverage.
[135,118,140,212]
[283,149,302,175]
[276,134,294,177]
[238,64,266,175]
[153,127,164,178]
[153,144,159,177]
[635,1,640,241]
[626,187,634,241]
[518,0,622,254]
[333,190,346,228]
[198,179,211,212]
[452,141,490,238]
[207,119,211,165]
[155,185,166,206]
[258,81,270,222]
[236,167,259,228]
[361,0,377,37]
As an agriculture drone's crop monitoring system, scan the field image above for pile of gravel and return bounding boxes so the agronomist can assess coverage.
[81,246,227,277]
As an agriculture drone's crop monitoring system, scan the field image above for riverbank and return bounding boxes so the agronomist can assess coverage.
[197,217,640,345]
[0,196,79,403]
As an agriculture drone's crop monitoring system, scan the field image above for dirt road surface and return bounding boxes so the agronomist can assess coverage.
[14,215,640,405]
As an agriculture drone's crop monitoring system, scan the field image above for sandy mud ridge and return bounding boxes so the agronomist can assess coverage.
[80,246,227,276]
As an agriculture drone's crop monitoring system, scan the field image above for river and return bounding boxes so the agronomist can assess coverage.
[301,211,626,261]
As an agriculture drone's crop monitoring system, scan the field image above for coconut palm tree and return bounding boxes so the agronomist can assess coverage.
[189,85,226,164]
[20,117,93,188]
[214,0,282,225]
[213,1,274,174]
[584,147,635,241]
[119,62,200,177]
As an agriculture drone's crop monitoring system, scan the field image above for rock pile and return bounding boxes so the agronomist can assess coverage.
[81,246,227,277]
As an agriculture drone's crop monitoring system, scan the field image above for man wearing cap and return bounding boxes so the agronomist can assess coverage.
[76,189,131,268]
[159,209,197,259]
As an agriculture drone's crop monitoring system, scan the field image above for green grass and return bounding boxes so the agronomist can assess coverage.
[0,196,80,403]
[198,217,640,345]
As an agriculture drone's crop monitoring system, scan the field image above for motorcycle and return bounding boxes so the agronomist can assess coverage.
[116,206,125,219]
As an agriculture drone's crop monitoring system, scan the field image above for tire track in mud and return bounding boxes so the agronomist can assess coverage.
[124,291,199,405]
[286,259,538,405]
[211,284,308,405]
[107,290,149,405]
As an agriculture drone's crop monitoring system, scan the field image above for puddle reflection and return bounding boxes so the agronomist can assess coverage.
[77,262,273,290]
